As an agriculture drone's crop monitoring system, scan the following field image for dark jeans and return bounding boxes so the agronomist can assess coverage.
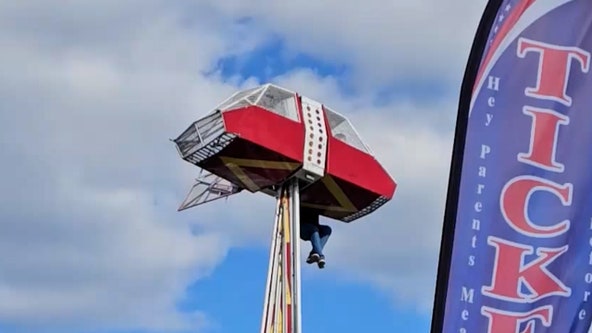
[300,223,332,257]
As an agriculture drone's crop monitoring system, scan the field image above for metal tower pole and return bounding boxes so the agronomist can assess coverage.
[289,178,302,333]
[260,179,302,333]
[260,196,282,333]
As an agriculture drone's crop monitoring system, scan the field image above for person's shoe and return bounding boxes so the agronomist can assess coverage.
[306,252,320,264]
[317,256,325,269]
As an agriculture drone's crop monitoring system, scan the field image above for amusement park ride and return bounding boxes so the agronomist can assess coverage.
[172,83,397,333]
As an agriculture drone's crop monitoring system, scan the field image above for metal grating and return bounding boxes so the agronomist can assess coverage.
[178,169,241,211]
[341,196,390,222]
[174,110,235,165]
[184,133,236,165]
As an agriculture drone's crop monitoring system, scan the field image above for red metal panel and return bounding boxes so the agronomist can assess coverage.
[325,138,396,199]
[223,106,304,163]
[208,103,396,222]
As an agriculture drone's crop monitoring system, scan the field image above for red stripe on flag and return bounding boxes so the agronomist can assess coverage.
[473,0,536,93]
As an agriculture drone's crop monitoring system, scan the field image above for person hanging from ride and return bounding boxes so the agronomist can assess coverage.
[299,206,332,269]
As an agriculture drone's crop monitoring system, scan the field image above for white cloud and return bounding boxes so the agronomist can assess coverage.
[207,0,488,91]
[0,0,487,331]
[0,1,260,331]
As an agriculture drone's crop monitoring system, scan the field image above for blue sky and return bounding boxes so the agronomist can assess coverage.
[179,247,430,333]
[208,34,453,107]
[212,36,349,83]
[0,1,487,332]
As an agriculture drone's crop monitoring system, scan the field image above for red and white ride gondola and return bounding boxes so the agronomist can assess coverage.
[172,83,397,333]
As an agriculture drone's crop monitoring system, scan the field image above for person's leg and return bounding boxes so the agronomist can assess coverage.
[315,225,332,269]
[302,223,322,254]
[300,207,324,262]
[318,225,332,250]
[300,222,322,263]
